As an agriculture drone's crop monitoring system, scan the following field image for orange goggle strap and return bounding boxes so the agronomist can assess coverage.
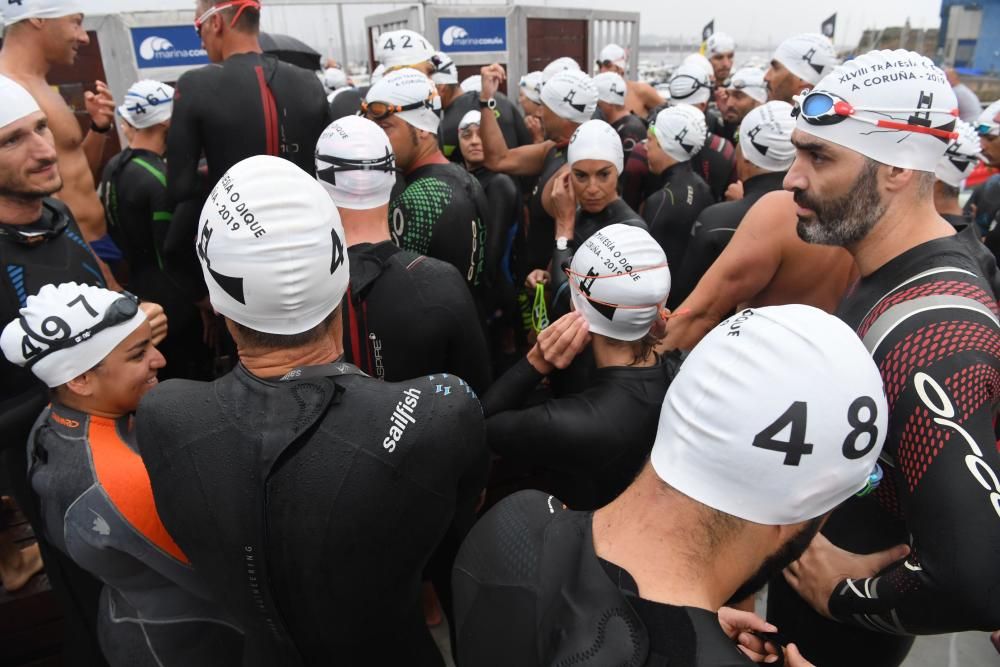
[196,0,261,30]
[563,263,671,314]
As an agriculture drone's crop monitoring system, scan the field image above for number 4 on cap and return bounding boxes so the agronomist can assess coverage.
[753,398,880,466]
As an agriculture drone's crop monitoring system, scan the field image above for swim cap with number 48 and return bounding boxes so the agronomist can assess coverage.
[651,305,887,525]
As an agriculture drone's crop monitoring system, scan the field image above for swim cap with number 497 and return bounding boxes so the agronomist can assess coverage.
[651,305,887,525]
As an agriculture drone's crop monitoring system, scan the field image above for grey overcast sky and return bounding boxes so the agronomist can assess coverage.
[87,0,945,56]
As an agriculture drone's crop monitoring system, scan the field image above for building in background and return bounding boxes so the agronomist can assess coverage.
[939,0,1000,73]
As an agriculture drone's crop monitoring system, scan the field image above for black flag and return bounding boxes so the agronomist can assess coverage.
[702,20,715,43]
[821,13,837,40]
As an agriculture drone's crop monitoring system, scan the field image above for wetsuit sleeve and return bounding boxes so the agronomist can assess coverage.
[484,176,519,294]
[431,267,492,394]
[481,357,545,417]
[828,302,1000,633]
[164,72,208,300]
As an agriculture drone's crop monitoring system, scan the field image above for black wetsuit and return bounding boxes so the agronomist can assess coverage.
[768,230,1000,667]
[472,167,521,303]
[640,162,713,301]
[390,161,490,303]
[483,354,676,509]
[165,52,331,298]
[440,91,531,163]
[344,241,490,393]
[521,144,568,278]
[691,133,737,202]
[453,490,756,667]
[328,87,364,120]
[672,171,786,306]
[611,113,648,158]
[100,149,209,380]
[0,199,108,666]
[620,141,661,213]
[138,363,489,666]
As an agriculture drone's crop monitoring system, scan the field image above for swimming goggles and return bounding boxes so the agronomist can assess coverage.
[362,93,440,122]
[195,0,260,37]
[23,292,140,367]
[792,90,959,140]
[315,148,398,186]
[855,463,884,498]
[669,74,713,100]
[976,122,999,138]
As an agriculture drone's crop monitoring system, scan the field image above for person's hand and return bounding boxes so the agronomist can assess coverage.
[138,302,168,346]
[525,269,550,290]
[715,87,730,114]
[784,644,816,667]
[480,63,506,101]
[784,534,910,619]
[551,171,577,237]
[85,80,115,131]
[526,311,590,374]
[525,115,545,143]
[725,181,744,201]
[718,607,783,663]
[195,296,221,349]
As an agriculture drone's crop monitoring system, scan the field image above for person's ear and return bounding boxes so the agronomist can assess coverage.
[64,371,96,398]
[883,165,920,194]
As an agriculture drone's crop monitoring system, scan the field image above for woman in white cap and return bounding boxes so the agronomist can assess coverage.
[100,81,210,381]
[641,106,714,287]
[1,282,242,666]
[482,222,675,512]
[672,101,796,305]
[457,304,886,667]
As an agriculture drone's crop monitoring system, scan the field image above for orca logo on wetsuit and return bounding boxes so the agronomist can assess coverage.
[562,89,587,113]
[197,223,246,304]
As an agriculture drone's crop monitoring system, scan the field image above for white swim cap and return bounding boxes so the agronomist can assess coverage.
[772,33,839,86]
[740,101,796,172]
[568,224,670,341]
[728,67,767,104]
[365,69,442,135]
[541,70,598,124]
[0,0,82,25]
[651,305,887,525]
[795,49,958,172]
[651,105,708,162]
[519,71,543,104]
[669,63,712,106]
[1,283,146,388]
[197,156,349,335]
[323,67,348,92]
[568,119,624,174]
[936,119,982,188]
[459,110,481,132]
[0,75,41,130]
[707,32,735,56]
[682,53,715,80]
[597,44,628,70]
[593,72,627,106]
[460,75,481,94]
[316,116,397,210]
[117,80,174,130]
[976,99,1000,137]
[429,52,458,85]
[542,57,582,83]
[370,64,386,85]
[376,30,434,69]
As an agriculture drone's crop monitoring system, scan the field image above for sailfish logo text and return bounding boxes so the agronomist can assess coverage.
[383,388,422,453]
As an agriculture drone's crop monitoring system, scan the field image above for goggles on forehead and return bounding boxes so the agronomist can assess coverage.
[315,149,398,186]
[459,122,481,137]
[669,74,713,99]
[729,79,763,92]
[23,292,140,368]
[977,122,1000,138]
[362,93,439,122]
[430,54,455,76]
[792,90,959,141]
[195,0,260,36]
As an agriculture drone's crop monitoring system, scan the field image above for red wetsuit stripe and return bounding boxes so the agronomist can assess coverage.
[88,418,189,564]
[346,287,365,374]
[255,65,279,156]
[362,300,374,373]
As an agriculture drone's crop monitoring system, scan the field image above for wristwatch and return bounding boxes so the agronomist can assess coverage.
[555,236,569,251]
[479,98,497,110]
[90,120,111,134]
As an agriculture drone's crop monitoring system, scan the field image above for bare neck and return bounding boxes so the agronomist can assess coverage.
[0,197,45,225]
[221,33,263,61]
[933,191,963,218]
[406,141,447,174]
[128,129,167,156]
[591,334,656,369]
[603,105,629,125]
[592,466,760,610]
[340,205,391,247]
[235,321,345,379]
[0,35,51,80]
[851,192,955,277]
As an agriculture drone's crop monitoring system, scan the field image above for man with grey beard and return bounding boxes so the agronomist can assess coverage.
[770,49,1000,667]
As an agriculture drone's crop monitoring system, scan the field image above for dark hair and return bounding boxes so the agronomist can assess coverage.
[230,308,338,351]
[937,180,960,200]
[197,0,261,34]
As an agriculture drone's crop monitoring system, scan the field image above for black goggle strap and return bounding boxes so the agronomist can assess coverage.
[316,148,398,186]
